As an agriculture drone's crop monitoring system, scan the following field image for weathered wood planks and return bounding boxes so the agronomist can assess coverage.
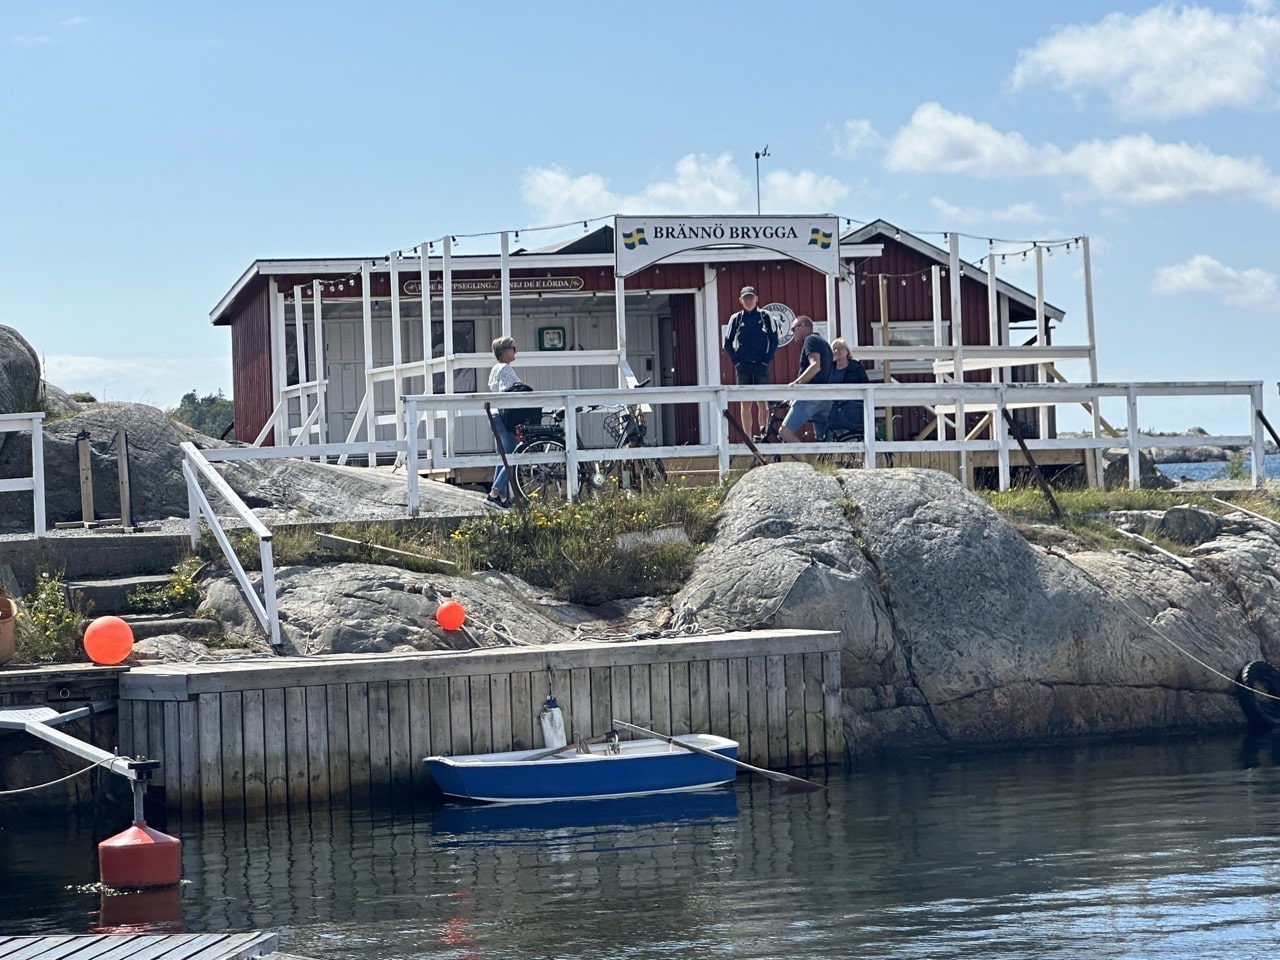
[0,932,279,960]
[117,630,841,814]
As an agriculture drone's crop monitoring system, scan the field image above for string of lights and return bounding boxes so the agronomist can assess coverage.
[835,214,1084,262]
[281,213,1087,299]
[409,214,613,256]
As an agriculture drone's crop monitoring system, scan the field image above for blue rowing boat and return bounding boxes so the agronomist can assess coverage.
[424,734,739,804]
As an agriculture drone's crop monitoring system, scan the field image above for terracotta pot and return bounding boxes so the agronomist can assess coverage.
[0,596,17,666]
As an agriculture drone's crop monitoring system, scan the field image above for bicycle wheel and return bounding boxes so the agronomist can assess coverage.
[577,460,609,498]
[514,439,568,503]
[637,456,667,491]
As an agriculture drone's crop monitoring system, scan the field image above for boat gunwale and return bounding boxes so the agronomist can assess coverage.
[425,734,738,768]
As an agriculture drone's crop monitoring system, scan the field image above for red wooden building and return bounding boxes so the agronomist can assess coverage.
[209,217,1066,450]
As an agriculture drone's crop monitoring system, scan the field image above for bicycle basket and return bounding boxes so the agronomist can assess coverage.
[603,410,627,443]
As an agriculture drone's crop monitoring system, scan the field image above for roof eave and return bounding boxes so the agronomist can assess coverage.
[842,219,1067,321]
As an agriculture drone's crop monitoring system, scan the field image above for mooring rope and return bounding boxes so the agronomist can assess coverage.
[0,755,118,797]
[1057,548,1280,702]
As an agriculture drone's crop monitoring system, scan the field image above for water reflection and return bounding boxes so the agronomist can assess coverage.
[7,733,1280,959]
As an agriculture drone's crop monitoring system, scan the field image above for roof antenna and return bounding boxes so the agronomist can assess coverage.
[754,145,770,215]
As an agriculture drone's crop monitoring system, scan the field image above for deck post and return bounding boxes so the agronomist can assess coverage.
[311,280,327,449]
[405,398,420,516]
[1252,383,1266,488]
[1127,385,1141,490]
[997,384,1011,491]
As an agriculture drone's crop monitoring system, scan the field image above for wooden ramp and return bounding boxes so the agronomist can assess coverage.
[0,933,280,960]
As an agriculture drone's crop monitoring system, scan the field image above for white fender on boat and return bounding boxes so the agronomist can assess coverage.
[538,696,566,749]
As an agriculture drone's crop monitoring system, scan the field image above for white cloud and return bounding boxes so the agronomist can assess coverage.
[832,119,885,159]
[41,354,231,409]
[520,153,846,221]
[762,169,848,212]
[14,16,88,45]
[1150,254,1280,313]
[1011,4,1280,119]
[884,103,1280,209]
[928,196,1048,226]
[884,103,1061,176]
[1065,134,1280,204]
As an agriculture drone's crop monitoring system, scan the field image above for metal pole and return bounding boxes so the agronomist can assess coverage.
[755,154,761,214]
[754,145,769,215]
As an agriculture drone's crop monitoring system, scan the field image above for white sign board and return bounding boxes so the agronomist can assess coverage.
[615,215,840,278]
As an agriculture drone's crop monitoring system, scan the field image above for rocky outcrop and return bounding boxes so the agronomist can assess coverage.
[673,464,1280,757]
[0,402,215,528]
[1103,450,1174,490]
[0,325,40,418]
[0,401,485,532]
[200,562,579,654]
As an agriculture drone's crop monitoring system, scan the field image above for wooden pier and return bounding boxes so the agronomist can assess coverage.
[117,629,842,816]
[0,933,282,960]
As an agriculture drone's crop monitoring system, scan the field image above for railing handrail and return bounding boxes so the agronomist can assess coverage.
[169,377,1267,648]
[400,379,1269,499]
[0,412,46,536]
[179,441,280,647]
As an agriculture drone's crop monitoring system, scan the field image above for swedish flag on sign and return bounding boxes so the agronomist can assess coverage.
[622,228,648,250]
[808,228,833,249]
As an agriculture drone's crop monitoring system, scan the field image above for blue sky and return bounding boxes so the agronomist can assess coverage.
[2,1,1277,436]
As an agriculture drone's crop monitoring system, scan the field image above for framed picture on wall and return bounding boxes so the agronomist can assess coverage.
[538,326,566,351]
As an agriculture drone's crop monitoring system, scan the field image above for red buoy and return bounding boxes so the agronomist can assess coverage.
[98,822,182,889]
[84,616,134,665]
[435,599,466,632]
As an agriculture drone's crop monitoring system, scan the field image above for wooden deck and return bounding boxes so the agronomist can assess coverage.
[0,933,280,960]
[117,629,842,816]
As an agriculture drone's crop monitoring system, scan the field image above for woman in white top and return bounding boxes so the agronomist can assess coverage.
[486,337,525,508]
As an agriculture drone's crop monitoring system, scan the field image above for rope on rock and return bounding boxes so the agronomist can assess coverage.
[1059,549,1280,703]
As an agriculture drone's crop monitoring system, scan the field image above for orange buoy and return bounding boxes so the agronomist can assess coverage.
[84,616,134,665]
[435,599,466,632]
[98,822,182,889]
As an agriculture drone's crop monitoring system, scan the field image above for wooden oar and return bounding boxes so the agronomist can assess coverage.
[611,719,824,791]
[522,731,613,762]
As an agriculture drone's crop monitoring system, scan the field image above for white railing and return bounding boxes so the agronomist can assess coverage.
[0,412,46,536]
[403,386,724,514]
[401,379,1268,506]
[175,378,1266,649]
[179,441,281,647]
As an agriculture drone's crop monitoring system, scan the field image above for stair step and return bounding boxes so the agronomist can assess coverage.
[66,575,173,615]
[120,616,220,641]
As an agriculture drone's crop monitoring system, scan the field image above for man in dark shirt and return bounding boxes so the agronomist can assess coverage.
[722,286,777,438]
[779,315,833,443]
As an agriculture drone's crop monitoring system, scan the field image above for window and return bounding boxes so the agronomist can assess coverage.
[871,321,949,372]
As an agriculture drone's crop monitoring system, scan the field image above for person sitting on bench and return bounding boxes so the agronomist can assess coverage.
[820,337,870,440]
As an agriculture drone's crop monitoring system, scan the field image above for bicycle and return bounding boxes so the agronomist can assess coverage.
[750,400,881,468]
[512,386,667,503]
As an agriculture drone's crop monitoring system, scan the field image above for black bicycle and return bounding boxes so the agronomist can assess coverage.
[512,388,667,503]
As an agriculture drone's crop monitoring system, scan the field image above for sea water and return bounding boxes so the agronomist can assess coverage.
[1156,452,1280,483]
[5,731,1280,959]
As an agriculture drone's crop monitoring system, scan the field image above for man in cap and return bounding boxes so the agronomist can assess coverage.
[722,285,778,438]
